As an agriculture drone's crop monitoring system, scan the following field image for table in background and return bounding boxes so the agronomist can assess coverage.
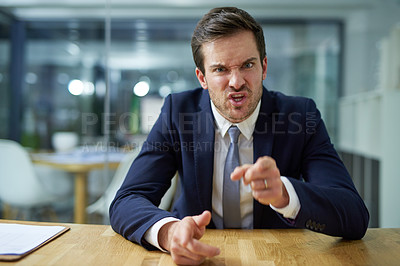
[31,152,124,224]
[0,220,399,265]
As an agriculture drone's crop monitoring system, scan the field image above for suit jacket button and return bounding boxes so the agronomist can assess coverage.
[306,220,311,228]
[316,223,321,231]
[311,221,317,230]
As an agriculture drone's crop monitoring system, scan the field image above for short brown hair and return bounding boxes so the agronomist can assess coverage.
[191,7,266,74]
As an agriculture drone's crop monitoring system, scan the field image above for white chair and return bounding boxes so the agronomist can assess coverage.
[0,139,73,220]
[86,149,139,218]
[87,147,178,220]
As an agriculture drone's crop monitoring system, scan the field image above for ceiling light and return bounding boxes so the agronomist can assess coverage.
[133,81,150,97]
[68,79,84,96]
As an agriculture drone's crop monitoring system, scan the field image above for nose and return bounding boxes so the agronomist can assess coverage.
[228,69,245,90]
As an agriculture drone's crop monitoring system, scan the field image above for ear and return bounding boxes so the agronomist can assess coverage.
[195,67,208,90]
[262,56,267,80]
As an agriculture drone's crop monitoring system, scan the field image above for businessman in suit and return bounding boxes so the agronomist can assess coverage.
[110,7,369,265]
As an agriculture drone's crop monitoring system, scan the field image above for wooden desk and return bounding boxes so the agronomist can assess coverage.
[32,157,120,224]
[1,220,399,265]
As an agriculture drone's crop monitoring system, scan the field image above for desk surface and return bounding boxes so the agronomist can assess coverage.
[1,220,399,265]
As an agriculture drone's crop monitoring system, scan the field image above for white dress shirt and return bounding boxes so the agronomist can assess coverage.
[144,99,301,250]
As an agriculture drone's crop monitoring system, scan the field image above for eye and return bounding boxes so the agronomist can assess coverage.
[214,67,225,73]
[244,62,254,68]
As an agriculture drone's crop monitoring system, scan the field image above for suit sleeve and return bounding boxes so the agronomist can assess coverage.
[109,95,178,250]
[284,99,369,239]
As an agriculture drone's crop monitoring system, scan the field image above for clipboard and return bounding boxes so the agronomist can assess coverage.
[0,224,70,262]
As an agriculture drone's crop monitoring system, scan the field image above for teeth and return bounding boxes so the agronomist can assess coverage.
[231,94,244,102]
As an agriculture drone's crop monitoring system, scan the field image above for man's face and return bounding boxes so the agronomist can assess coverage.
[196,30,267,123]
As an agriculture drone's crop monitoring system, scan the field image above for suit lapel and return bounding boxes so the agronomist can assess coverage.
[253,88,275,161]
[253,88,276,228]
[193,90,215,212]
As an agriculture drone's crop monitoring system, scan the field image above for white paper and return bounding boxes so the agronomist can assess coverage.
[0,223,66,255]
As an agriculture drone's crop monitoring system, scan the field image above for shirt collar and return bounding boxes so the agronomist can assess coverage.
[210,100,261,140]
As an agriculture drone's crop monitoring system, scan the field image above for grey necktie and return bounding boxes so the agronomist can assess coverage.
[223,126,241,228]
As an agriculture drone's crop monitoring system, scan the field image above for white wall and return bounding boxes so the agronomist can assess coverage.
[380,92,400,228]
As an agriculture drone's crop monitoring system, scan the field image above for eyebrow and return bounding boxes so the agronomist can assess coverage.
[209,57,258,69]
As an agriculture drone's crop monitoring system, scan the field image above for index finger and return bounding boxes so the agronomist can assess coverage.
[186,238,220,258]
[230,164,252,181]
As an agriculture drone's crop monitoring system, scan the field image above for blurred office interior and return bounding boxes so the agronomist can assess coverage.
[0,0,399,227]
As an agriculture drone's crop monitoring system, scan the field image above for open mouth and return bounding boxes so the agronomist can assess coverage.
[231,93,245,102]
[229,92,247,106]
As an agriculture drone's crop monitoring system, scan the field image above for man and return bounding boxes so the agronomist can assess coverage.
[110,7,369,265]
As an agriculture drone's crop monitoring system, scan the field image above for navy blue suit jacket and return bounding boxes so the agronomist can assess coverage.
[110,87,369,250]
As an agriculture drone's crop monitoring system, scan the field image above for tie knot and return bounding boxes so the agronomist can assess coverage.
[228,126,240,144]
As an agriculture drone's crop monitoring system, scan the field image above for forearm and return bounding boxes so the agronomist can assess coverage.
[290,178,369,239]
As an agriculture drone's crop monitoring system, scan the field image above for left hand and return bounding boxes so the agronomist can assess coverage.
[231,156,289,208]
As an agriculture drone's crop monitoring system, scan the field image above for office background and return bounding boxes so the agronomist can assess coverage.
[0,0,399,228]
